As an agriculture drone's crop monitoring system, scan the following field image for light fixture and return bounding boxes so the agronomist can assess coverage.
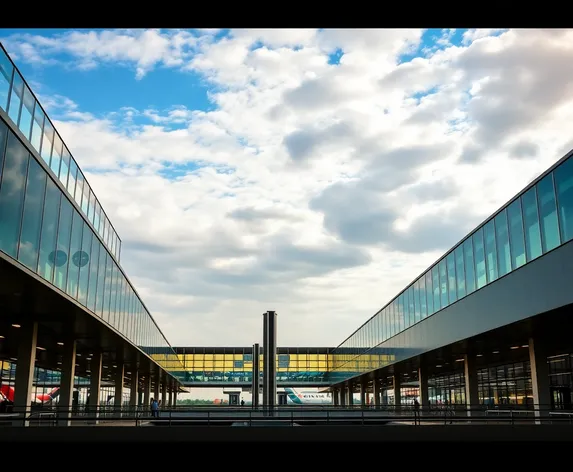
[436,364,442,368]
[521,345,528,348]
[9,357,17,361]
[476,354,483,357]
[492,350,499,354]
[36,346,46,351]
[455,358,464,362]
[57,342,64,346]
[11,324,20,328]
[0,335,4,339]
[77,353,81,357]
[510,346,519,350]
[57,361,62,364]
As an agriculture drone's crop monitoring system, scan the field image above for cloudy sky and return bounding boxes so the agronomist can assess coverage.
[1,28,571,350]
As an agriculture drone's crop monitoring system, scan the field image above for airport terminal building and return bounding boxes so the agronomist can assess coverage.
[1,41,573,423]
[0,44,183,422]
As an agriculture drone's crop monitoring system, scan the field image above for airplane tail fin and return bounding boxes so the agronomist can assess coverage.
[47,387,60,399]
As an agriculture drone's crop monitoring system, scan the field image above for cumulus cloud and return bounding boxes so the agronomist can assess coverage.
[2,28,573,352]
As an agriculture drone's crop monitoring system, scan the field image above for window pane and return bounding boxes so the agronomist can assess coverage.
[81,182,89,216]
[521,187,542,261]
[30,103,44,154]
[37,179,61,281]
[0,120,7,182]
[102,252,113,322]
[432,266,440,311]
[7,72,23,124]
[473,229,486,289]
[425,270,433,316]
[455,245,466,299]
[463,237,476,295]
[75,171,84,208]
[88,190,96,225]
[40,120,54,166]
[0,48,13,111]
[18,157,47,271]
[495,209,511,277]
[54,198,73,291]
[66,210,84,299]
[95,244,107,317]
[554,157,573,244]
[419,275,427,319]
[50,133,62,177]
[507,199,526,269]
[408,286,415,326]
[87,239,100,312]
[77,221,92,306]
[67,158,77,197]
[59,147,70,189]
[537,173,561,253]
[446,252,456,304]
[19,85,34,140]
[484,220,498,283]
[439,259,448,308]
[0,133,29,257]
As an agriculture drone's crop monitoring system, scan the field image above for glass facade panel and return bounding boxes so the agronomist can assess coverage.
[455,245,466,299]
[432,266,440,311]
[419,275,427,319]
[40,120,54,166]
[484,220,498,283]
[495,209,511,277]
[54,198,73,291]
[522,187,542,262]
[37,178,61,282]
[66,210,83,299]
[49,134,62,178]
[439,259,447,308]
[408,287,414,326]
[59,147,70,189]
[95,245,107,317]
[507,199,526,269]
[0,48,13,111]
[19,85,34,140]
[463,234,476,295]
[7,71,23,124]
[77,221,92,306]
[446,252,456,304]
[17,157,47,270]
[87,236,100,312]
[30,103,44,154]
[537,173,561,253]
[554,157,573,244]
[425,270,433,316]
[67,158,77,198]
[0,133,29,257]
[473,229,486,289]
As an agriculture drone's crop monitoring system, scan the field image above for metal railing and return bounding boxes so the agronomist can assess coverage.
[1,403,572,427]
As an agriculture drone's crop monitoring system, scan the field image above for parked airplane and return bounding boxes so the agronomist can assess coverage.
[285,387,332,405]
[0,385,60,404]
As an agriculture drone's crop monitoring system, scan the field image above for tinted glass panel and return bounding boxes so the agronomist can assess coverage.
[484,220,498,283]
[77,222,92,306]
[40,120,54,166]
[66,210,83,299]
[507,199,526,269]
[455,245,466,299]
[432,266,440,311]
[0,49,13,111]
[30,104,44,153]
[18,157,46,270]
[537,173,561,253]
[87,239,100,312]
[54,198,73,290]
[19,85,34,140]
[0,133,29,257]
[50,134,62,177]
[425,270,433,316]
[7,72,23,124]
[554,158,573,243]
[419,275,427,319]
[446,252,456,304]
[494,210,511,277]
[439,259,448,308]
[37,179,61,282]
[95,244,107,317]
[0,120,7,181]
[59,148,70,189]
[521,187,542,261]
[473,229,486,289]
[408,287,414,326]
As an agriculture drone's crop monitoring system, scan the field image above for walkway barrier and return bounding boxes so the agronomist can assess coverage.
[0,403,570,427]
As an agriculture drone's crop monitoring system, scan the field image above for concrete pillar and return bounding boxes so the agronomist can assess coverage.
[262,311,277,411]
[340,387,346,406]
[161,379,167,408]
[13,322,38,426]
[393,374,401,411]
[373,379,381,409]
[360,381,366,407]
[464,354,479,417]
[168,385,173,408]
[347,383,354,406]
[418,366,430,412]
[252,343,260,409]
[529,337,550,423]
[153,367,160,401]
[57,337,76,426]
[113,364,124,417]
[88,352,103,421]
[129,368,138,413]
[333,388,339,406]
[173,390,178,407]
[143,374,151,408]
